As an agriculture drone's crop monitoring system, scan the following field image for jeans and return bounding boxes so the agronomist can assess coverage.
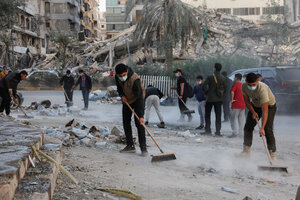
[230,109,245,135]
[244,104,277,152]
[146,95,164,122]
[205,101,222,134]
[81,88,89,108]
[198,100,205,126]
[178,96,192,119]
[122,101,146,148]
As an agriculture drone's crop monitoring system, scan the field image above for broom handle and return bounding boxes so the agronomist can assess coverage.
[63,88,71,102]
[125,102,164,153]
[255,118,273,165]
[175,92,189,108]
[19,105,29,117]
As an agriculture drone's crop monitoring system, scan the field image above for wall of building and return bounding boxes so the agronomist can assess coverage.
[285,0,300,23]
[182,0,284,22]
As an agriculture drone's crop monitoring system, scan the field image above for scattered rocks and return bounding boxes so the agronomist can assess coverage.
[110,127,122,137]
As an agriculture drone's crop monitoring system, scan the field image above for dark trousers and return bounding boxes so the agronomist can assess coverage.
[244,104,277,152]
[81,88,89,108]
[0,88,11,115]
[205,101,222,134]
[122,101,146,148]
[178,96,192,118]
[223,100,230,121]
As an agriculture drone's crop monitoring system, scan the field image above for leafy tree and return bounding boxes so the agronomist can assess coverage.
[126,0,204,68]
[50,31,75,74]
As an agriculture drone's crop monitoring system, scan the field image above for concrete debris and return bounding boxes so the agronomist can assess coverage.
[243,197,253,200]
[110,127,122,137]
[176,130,195,138]
[221,186,236,194]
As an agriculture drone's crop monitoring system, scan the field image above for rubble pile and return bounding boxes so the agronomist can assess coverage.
[89,86,121,104]
[42,119,134,149]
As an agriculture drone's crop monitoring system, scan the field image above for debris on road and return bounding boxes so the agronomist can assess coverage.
[221,186,236,194]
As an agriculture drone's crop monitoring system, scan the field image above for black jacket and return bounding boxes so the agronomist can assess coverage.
[0,72,21,97]
[145,86,163,99]
[202,71,227,102]
[60,75,75,90]
[222,76,233,102]
[75,74,92,90]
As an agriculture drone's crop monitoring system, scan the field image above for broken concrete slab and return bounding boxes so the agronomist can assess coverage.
[0,118,44,200]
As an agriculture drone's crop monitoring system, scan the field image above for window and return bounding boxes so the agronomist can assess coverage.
[101,25,105,28]
[45,2,50,13]
[112,24,115,30]
[262,6,284,15]
[217,8,231,14]
[261,70,275,78]
[42,39,45,48]
[233,7,260,16]
[46,21,50,28]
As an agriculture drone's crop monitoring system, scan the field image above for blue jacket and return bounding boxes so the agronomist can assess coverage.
[194,84,206,102]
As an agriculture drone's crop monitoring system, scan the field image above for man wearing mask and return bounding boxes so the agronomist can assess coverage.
[193,75,206,130]
[202,63,227,136]
[0,70,28,117]
[60,70,75,107]
[0,66,9,80]
[115,64,147,156]
[241,73,277,160]
[73,69,92,110]
[173,69,192,122]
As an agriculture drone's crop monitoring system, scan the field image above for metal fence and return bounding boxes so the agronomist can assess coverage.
[140,75,178,98]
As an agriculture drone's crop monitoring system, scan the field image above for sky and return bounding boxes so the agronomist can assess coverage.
[98,0,106,11]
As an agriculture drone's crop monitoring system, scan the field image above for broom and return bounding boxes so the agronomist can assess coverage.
[175,93,195,114]
[125,102,176,162]
[256,119,288,173]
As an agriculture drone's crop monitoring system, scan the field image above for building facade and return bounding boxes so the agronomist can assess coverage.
[182,0,285,22]
[285,0,300,23]
[105,0,131,38]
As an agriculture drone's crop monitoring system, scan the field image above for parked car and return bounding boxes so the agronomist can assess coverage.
[228,66,300,113]
[24,70,60,88]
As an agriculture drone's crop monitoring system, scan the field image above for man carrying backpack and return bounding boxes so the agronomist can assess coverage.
[173,69,193,122]
[202,63,227,136]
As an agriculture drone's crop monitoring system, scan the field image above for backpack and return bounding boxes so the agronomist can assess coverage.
[185,82,194,98]
[213,75,225,98]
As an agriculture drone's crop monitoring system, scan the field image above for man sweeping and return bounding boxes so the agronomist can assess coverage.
[241,73,277,160]
[115,64,148,156]
[145,85,165,128]
[0,70,27,118]
[60,70,74,107]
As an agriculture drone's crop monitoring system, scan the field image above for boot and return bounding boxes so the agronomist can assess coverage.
[269,150,277,161]
[239,145,251,157]
[157,122,165,128]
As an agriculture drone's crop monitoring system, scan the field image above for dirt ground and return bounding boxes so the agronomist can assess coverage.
[11,91,300,200]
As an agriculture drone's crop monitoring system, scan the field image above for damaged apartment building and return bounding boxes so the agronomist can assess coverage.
[7,0,103,66]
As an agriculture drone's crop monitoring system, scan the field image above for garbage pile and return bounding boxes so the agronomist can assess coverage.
[42,119,135,148]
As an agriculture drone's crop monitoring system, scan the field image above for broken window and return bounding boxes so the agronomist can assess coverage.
[45,2,50,13]
[217,8,231,14]
[233,7,260,16]
[262,6,284,15]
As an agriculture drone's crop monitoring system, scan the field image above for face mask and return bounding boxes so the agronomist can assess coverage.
[198,81,202,85]
[175,73,179,77]
[119,75,127,82]
[247,85,257,91]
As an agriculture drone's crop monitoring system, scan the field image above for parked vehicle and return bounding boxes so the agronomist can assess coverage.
[228,66,300,113]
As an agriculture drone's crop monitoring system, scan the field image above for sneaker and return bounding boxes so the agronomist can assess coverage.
[238,145,251,157]
[145,121,149,125]
[82,107,88,111]
[215,134,223,138]
[157,122,165,128]
[120,145,136,153]
[195,125,204,130]
[141,147,148,157]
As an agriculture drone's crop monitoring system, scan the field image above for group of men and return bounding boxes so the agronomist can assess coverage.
[173,63,277,159]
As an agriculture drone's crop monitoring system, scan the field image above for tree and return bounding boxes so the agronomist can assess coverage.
[126,0,203,68]
[50,31,74,74]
